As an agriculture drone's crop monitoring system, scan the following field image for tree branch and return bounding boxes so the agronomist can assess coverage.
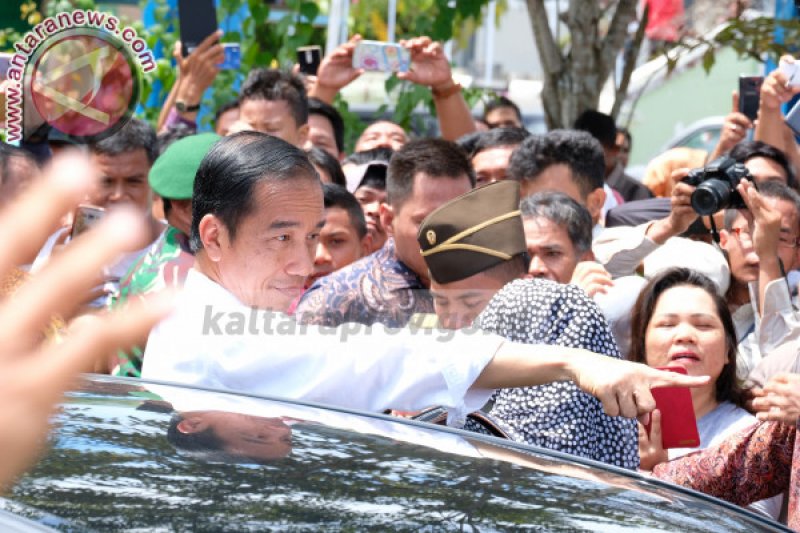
[599,0,638,82]
[611,4,648,119]
[525,0,563,76]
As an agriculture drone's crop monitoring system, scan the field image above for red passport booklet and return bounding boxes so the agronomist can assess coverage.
[645,366,700,449]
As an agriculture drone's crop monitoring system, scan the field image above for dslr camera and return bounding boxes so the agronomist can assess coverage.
[681,156,753,216]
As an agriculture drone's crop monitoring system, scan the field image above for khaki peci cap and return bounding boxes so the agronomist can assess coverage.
[418,181,526,284]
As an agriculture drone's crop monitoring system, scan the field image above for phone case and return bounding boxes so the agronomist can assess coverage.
[219,43,241,70]
[297,46,321,75]
[644,366,700,449]
[178,0,217,56]
[738,76,763,122]
[352,41,410,73]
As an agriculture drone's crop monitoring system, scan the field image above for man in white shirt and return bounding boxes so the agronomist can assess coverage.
[142,131,708,424]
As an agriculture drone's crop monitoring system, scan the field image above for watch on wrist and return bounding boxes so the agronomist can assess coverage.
[176,101,201,113]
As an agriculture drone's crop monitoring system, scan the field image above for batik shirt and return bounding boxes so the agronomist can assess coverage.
[295,239,433,328]
[653,421,799,530]
[476,278,639,470]
[110,225,195,377]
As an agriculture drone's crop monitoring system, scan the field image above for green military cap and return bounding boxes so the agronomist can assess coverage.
[148,133,220,200]
[418,180,526,284]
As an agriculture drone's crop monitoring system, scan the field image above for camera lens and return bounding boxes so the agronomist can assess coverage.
[691,179,732,215]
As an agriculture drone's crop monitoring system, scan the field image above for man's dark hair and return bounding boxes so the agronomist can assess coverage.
[240,69,308,126]
[0,142,39,186]
[343,147,394,166]
[508,130,605,197]
[167,414,223,453]
[455,131,483,155]
[191,131,319,251]
[214,99,239,123]
[387,139,476,209]
[469,127,531,158]
[90,117,158,164]
[307,147,346,187]
[483,96,522,123]
[729,140,796,189]
[573,109,617,148]
[323,183,367,239]
[520,191,593,255]
[156,123,195,157]
[308,97,345,154]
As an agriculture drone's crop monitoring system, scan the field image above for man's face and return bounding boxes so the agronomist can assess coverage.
[215,106,240,137]
[309,206,369,286]
[238,98,308,147]
[485,107,522,129]
[355,121,407,152]
[473,145,515,187]
[523,216,584,283]
[721,198,800,284]
[354,185,388,252]
[745,156,788,185]
[178,411,292,461]
[431,271,509,329]
[382,173,472,284]
[305,113,340,160]
[88,149,152,213]
[206,178,324,312]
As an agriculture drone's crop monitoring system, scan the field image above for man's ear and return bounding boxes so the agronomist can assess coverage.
[586,187,606,225]
[380,203,395,238]
[177,415,209,435]
[718,228,730,250]
[296,123,310,147]
[199,214,227,261]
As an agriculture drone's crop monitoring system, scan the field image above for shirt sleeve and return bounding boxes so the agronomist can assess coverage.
[651,421,796,506]
[592,223,660,278]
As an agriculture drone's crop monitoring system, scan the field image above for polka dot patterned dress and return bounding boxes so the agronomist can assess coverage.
[475,277,639,470]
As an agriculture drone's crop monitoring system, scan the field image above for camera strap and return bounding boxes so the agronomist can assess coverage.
[707,215,721,244]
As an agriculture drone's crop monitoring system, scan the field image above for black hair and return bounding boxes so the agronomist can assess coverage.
[387,139,476,209]
[483,96,522,123]
[520,191,593,255]
[343,147,394,166]
[573,109,617,148]
[90,117,157,164]
[0,142,39,186]
[469,127,531,158]
[455,131,483,155]
[508,130,605,197]
[308,97,345,154]
[729,140,796,189]
[167,414,224,452]
[214,99,240,123]
[323,183,367,239]
[156,123,195,157]
[190,131,319,251]
[306,146,346,187]
[240,69,308,126]
[355,164,387,192]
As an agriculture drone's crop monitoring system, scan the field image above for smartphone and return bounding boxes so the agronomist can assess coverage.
[71,205,106,239]
[219,43,241,70]
[352,40,410,73]
[177,0,217,57]
[786,98,800,137]
[738,75,763,122]
[297,45,322,75]
[644,366,700,449]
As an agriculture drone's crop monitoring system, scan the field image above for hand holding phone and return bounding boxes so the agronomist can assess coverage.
[644,366,700,449]
[352,40,410,73]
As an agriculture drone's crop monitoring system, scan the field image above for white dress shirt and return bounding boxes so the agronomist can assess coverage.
[143,269,502,425]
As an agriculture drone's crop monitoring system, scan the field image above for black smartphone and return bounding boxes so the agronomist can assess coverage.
[297,46,322,75]
[178,0,217,57]
[738,75,763,122]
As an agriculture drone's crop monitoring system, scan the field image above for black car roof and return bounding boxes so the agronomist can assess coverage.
[2,375,790,532]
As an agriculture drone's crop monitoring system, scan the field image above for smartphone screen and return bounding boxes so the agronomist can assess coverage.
[738,75,763,122]
[352,40,410,73]
[71,205,106,239]
[645,366,700,449]
[297,46,322,75]
[177,0,217,57]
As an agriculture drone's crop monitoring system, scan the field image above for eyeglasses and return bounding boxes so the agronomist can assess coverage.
[730,227,800,248]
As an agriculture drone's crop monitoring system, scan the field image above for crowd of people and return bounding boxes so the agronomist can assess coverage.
[3,31,800,529]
